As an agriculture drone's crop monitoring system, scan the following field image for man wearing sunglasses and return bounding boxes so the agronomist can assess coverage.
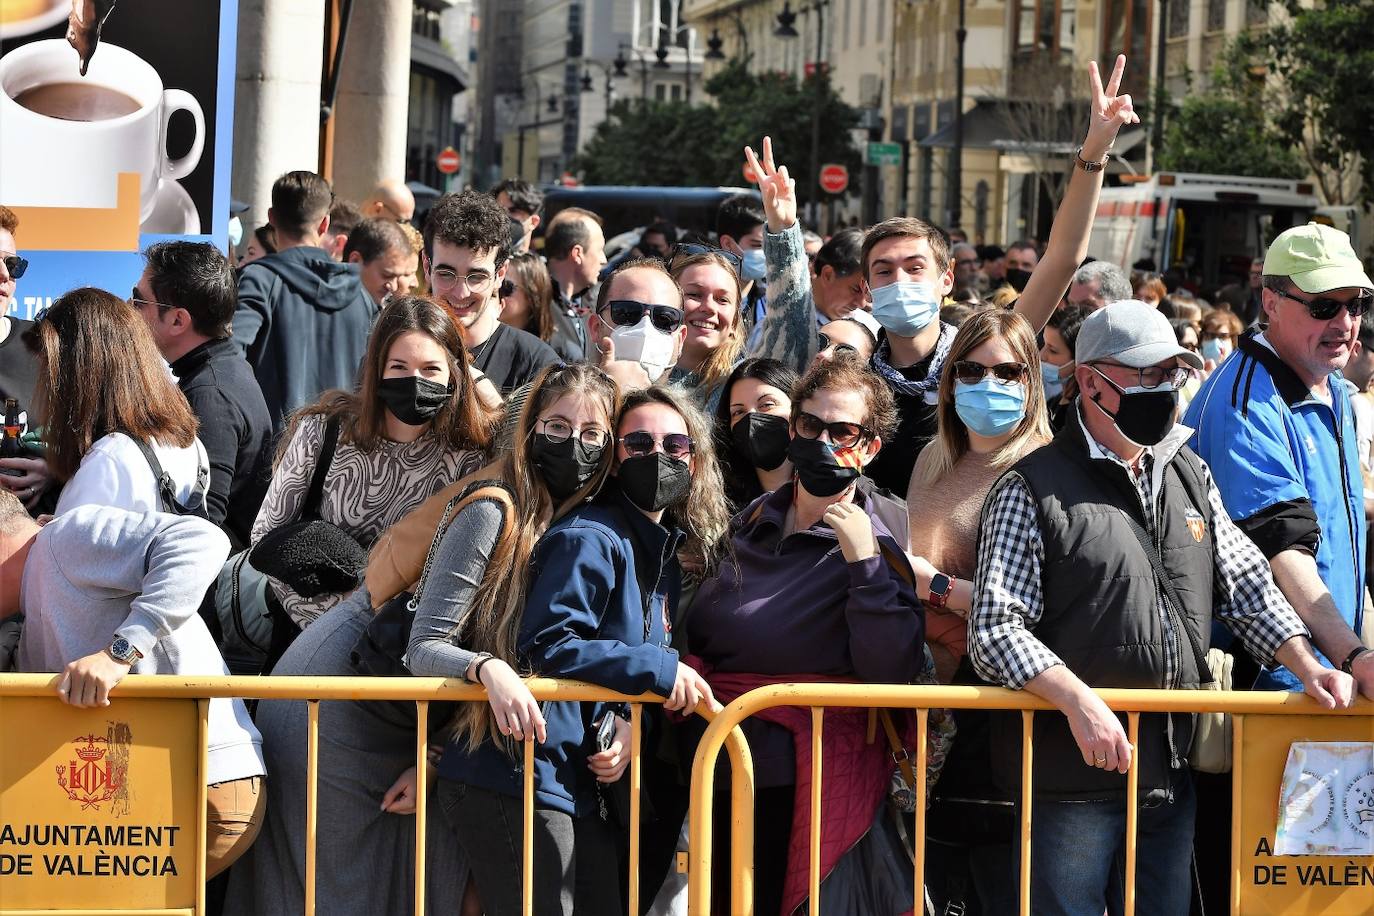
[1186,222,1374,701]
[971,300,1351,915]
[0,205,48,513]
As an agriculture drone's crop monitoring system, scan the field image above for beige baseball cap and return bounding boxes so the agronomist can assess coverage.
[1263,222,1373,294]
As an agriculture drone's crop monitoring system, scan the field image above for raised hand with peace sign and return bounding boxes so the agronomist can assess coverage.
[1081,53,1140,163]
[744,136,797,234]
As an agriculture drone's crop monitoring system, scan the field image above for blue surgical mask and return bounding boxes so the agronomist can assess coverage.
[1040,360,1067,400]
[869,280,940,337]
[227,216,243,248]
[740,248,767,282]
[1200,338,1224,363]
[954,378,1027,438]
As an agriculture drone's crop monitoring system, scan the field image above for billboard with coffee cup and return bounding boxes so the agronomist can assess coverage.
[0,0,236,319]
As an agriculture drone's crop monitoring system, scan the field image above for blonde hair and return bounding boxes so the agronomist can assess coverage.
[449,364,620,752]
[987,285,1020,310]
[916,309,1051,488]
[670,252,745,394]
[619,385,731,573]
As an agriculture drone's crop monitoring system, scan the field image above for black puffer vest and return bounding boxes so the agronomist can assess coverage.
[990,417,1216,800]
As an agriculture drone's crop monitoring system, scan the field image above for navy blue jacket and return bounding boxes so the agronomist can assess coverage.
[437,487,681,816]
[232,246,377,433]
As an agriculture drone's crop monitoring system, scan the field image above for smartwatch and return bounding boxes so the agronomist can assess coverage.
[928,573,953,609]
[1340,646,1371,675]
[107,636,142,665]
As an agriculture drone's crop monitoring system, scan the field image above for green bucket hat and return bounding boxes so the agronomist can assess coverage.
[1263,222,1373,294]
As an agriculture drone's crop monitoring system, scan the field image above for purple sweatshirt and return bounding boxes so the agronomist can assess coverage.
[687,481,924,783]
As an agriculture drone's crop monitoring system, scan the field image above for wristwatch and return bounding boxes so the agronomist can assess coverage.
[928,573,954,609]
[107,636,142,665]
[1340,646,1372,675]
[1073,146,1109,173]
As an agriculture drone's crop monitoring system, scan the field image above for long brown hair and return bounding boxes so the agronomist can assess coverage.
[24,287,198,481]
[916,309,1051,488]
[670,252,745,394]
[278,295,499,463]
[450,363,620,751]
[503,251,554,342]
[618,385,732,573]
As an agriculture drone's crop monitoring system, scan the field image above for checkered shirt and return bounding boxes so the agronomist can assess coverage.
[969,411,1310,690]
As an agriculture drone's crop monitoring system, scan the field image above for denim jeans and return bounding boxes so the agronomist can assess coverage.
[1030,775,1196,916]
[436,779,622,916]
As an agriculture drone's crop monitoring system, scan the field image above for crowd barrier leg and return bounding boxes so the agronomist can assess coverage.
[414,701,429,916]
[305,700,320,916]
[1230,714,1245,916]
[808,708,823,914]
[628,703,643,915]
[196,698,210,916]
[522,736,535,916]
[912,708,928,916]
[1124,711,1141,916]
[1019,710,1033,916]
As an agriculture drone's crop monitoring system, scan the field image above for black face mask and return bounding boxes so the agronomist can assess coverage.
[1089,369,1179,447]
[788,436,861,498]
[618,453,691,513]
[530,433,605,501]
[378,376,451,426]
[730,412,791,472]
[1006,267,1032,293]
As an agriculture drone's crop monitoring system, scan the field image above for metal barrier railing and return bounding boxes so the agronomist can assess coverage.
[685,682,1374,916]
[0,673,754,916]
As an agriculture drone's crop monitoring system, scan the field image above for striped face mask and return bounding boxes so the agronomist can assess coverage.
[787,436,862,498]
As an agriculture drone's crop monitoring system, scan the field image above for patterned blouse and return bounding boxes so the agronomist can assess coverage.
[251,413,486,626]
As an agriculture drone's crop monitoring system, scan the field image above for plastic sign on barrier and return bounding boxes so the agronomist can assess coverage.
[0,696,200,910]
[1237,716,1374,913]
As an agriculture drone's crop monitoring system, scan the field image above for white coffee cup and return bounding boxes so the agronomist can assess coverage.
[0,39,204,223]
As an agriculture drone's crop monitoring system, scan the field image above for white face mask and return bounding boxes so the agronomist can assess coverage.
[611,315,677,381]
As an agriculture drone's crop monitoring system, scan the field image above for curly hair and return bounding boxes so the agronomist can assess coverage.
[422,190,511,270]
[790,352,898,444]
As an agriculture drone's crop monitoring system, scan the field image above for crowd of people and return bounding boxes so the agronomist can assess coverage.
[1,54,1373,916]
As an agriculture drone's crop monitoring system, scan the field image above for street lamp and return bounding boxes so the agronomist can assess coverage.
[775,0,829,226]
[705,28,725,60]
[581,61,615,115]
[615,43,652,106]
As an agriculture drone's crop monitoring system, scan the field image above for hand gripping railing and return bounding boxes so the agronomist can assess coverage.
[0,673,753,916]
[685,682,1374,916]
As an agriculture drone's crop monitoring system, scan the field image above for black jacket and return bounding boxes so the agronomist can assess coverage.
[171,338,274,549]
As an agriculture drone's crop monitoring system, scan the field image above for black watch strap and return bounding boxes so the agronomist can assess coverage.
[1339,646,1371,675]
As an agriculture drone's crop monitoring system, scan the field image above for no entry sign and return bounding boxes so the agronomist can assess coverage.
[437,146,461,175]
[819,163,848,194]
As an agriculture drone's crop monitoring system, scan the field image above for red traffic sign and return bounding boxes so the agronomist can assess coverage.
[436,146,461,174]
[819,163,848,194]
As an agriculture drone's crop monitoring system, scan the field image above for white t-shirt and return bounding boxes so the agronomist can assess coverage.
[55,432,211,516]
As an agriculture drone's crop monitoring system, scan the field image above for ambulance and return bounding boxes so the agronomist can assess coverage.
[1087,173,1319,286]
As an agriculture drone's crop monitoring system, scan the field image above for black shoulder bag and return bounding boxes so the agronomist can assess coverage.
[126,435,210,519]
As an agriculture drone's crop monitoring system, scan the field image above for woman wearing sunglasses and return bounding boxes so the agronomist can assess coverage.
[687,354,924,915]
[460,385,727,913]
[905,309,1051,914]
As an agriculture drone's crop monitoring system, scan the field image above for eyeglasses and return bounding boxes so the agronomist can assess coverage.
[618,430,694,460]
[537,416,610,448]
[952,360,1029,385]
[2,254,28,279]
[431,268,495,294]
[817,332,859,356]
[600,299,685,333]
[1094,362,1191,390]
[129,286,174,314]
[793,410,872,448]
[671,243,743,276]
[1269,284,1374,322]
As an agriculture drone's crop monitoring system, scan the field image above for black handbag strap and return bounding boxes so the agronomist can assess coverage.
[125,433,209,518]
[1117,503,1214,686]
[300,416,341,522]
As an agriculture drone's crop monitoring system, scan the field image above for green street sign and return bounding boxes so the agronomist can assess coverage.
[866,141,902,166]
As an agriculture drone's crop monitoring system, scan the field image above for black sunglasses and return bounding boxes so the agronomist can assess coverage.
[952,360,1029,385]
[619,430,694,460]
[601,299,684,334]
[1270,285,1374,322]
[671,243,742,275]
[2,255,27,279]
[793,411,872,449]
[817,332,859,355]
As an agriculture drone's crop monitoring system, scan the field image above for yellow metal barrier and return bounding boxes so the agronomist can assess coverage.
[0,673,754,916]
[685,682,1374,916]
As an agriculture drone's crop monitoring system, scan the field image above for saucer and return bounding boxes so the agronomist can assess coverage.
[0,1,68,40]
[140,177,199,235]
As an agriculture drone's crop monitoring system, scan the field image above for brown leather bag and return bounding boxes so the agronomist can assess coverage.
[364,462,509,610]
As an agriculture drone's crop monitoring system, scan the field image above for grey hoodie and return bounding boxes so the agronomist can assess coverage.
[17,506,265,785]
[233,246,378,432]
